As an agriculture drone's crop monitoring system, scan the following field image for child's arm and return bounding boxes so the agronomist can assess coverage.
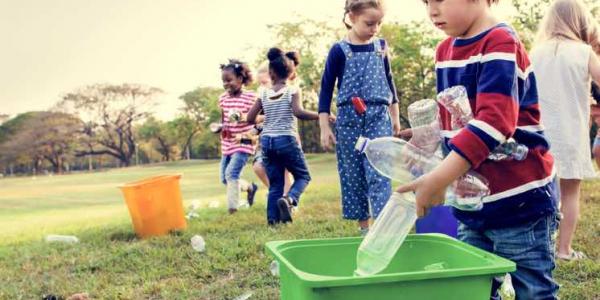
[397,151,471,217]
[291,90,319,120]
[246,100,263,124]
[590,50,600,85]
[390,103,402,136]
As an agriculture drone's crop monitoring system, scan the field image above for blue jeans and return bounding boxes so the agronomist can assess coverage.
[220,152,250,184]
[260,135,311,223]
[458,213,560,300]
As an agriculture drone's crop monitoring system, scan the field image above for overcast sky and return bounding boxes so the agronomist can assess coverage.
[0,0,515,120]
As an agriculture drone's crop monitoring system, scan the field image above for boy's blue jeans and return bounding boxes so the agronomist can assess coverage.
[458,213,560,300]
[260,135,311,223]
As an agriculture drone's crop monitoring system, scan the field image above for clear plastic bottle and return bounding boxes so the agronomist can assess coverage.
[407,99,441,154]
[191,235,206,252]
[488,138,529,161]
[355,192,417,276]
[355,136,489,211]
[436,85,473,130]
[44,235,79,243]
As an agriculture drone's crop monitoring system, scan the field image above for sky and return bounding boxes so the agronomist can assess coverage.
[0,0,515,120]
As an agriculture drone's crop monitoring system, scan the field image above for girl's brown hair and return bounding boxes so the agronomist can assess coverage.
[343,0,385,30]
[535,0,600,54]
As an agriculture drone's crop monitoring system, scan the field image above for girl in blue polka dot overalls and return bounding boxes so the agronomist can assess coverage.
[318,0,401,234]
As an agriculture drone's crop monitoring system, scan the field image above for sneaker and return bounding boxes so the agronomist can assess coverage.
[247,182,258,207]
[228,208,238,215]
[277,197,294,223]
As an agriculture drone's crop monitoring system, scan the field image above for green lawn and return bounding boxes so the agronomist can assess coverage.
[0,154,598,299]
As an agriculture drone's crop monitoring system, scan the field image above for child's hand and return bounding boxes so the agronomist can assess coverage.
[328,114,337,123]
[392,121,402,137]
[396,175,446,217]
[398,128,413,140]
[320,126,336,151]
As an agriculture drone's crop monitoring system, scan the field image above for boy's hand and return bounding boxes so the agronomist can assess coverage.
[396,175,446,217]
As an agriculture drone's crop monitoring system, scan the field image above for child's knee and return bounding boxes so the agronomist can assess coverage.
[592,145,600,158]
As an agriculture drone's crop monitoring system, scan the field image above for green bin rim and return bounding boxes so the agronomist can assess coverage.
[265,233,516,288]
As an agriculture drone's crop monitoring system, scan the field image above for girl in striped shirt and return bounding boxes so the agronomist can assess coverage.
[218,59,258,214]
[247,48,328,225]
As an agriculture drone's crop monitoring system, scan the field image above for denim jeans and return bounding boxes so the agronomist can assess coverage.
[260,135,311,223]
[458,213,560,300]
[220,152,250,185]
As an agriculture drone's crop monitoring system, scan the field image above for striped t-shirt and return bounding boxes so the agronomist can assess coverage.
[435,23,556,229]
[219,91,256,155]
[260,86,298,137]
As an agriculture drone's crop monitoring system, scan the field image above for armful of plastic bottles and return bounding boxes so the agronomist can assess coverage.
[436,86,529,161]
[355,136,489,211]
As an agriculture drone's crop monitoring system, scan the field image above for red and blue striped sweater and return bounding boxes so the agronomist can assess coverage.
[436,23,557,229]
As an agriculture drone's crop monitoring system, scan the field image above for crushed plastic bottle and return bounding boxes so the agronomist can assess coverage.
[501,274,516,298]
[355,192,417,276]
[407,99,441,154]
[436,85,473,130]
[488,138,528,161]
[269,260,280,277]
[228,109,242,123]
[190,235,206,252]
[45,235,79,243]
[355,136,489,211]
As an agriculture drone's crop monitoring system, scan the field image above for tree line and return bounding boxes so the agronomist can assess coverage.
[2,0,590,176]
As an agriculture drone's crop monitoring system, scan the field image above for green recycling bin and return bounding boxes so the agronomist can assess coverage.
[266,233,515,300]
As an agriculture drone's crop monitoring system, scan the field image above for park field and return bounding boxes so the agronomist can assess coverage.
[0,154,598,299]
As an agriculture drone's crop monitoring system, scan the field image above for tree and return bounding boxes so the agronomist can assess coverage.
[179,87,222,159]
[260,18,343,152]
[380,22,441,127]
[138,117,178,162]
[56,83,163,166]
[0,112,82,174]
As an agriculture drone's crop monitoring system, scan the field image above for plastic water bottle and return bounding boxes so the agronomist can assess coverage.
[436,85,473,130]
[355,192,417,276]
[355,136,489,211]
[407,99,441,154]
[488,138,529,161]
[44,235,79,243]
[191,235,206,252]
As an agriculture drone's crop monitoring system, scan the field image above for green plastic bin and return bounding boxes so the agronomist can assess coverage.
[266,233,515,300]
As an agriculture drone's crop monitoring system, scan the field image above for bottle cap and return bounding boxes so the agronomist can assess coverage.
[355,136,369,153]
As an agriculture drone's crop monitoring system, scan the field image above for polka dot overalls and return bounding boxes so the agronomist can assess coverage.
[335,38,393,221]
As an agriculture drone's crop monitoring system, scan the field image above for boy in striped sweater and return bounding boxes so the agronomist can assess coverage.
[398,1,559,298]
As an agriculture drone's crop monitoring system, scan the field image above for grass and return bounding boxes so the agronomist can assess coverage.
[0,154,599,299]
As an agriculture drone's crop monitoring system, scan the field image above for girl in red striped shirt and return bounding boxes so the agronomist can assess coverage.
[218,59,258,214]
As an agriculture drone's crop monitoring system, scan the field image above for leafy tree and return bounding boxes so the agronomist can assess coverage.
[381,21,441,127]
[138,117,178,161]
[57,83,163,166]
[179,87,222,159]
[0,112,82,174]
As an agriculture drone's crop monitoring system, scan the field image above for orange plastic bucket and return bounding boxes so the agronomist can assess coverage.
[119,174,187,238]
